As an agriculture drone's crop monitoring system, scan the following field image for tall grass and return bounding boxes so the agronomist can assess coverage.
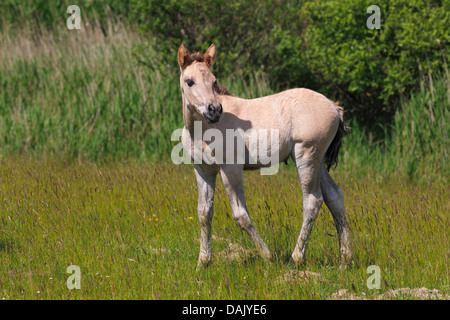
[0,23,173,161]
[0,0,132,32]
[0,24,274,163]
[0,24,448,181]
[392,74,449,181]
[340,74,449,183]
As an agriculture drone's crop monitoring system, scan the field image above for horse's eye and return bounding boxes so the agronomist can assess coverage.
[186,79,194,87]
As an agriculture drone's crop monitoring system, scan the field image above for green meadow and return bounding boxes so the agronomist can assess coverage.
[0,159,448,299]
[0,4,449,299]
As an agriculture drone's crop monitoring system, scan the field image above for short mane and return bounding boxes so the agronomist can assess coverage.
[189,52,204,64]
[214,82,232,96]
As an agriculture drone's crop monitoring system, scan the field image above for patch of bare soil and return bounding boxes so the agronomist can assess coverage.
[331,289,366,300]
[377,287,449,300]
[331,287,449,300]
[215,243,254,261]
[276,270,332,285]
[195,235,252,262]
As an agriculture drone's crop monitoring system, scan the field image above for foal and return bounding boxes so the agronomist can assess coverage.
[177,44,352,268]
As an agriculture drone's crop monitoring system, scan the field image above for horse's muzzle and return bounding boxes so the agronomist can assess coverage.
[204,103,222,123]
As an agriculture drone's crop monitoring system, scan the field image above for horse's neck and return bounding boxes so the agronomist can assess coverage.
[183,100,204,136]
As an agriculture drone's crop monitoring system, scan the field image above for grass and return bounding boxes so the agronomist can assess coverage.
[0,22,166,162]
[0,159,448,299]
[0,22,448,300]
[0,24,275,163]
[339,72,449,184]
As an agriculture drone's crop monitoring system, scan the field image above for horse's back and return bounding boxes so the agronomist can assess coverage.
[278,88,340,145]
[215,88,341,165]
[236,88,340,143]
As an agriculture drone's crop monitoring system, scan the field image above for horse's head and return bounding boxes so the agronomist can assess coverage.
[177,44,223,124]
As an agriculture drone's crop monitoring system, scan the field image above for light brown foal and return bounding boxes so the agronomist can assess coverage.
[177,44,352,268]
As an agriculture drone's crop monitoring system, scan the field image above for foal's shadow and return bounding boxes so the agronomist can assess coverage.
[214,112,272,165]
[218,112,253,132]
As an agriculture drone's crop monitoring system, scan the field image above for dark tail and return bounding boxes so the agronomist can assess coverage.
[324,103,348,171]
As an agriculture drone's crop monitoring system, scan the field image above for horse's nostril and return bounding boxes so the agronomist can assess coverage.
[208,104,215,115]
[219,104,223,114]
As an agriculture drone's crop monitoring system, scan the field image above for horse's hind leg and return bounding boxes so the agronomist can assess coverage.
[319,164,352,265]
[220,165,272,261]
[194,165,217,269]
[290,144,324,265]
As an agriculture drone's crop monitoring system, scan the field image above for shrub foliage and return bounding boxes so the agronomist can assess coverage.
[132,0,449,126]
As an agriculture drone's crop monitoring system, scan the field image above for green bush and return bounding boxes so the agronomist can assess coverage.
[131,0,312,84]
[132,0,449,129]
[301,0,450,124]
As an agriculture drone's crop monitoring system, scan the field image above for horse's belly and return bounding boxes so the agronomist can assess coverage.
[181,125,293,168]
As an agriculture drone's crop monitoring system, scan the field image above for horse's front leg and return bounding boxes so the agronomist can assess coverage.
[220,165,271,261]
[194,165,217,269]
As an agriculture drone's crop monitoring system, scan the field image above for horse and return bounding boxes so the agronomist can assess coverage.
[177,43,352,268]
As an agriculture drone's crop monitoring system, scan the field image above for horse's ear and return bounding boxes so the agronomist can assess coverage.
[204,44,216,68]
[177,44,191,70]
